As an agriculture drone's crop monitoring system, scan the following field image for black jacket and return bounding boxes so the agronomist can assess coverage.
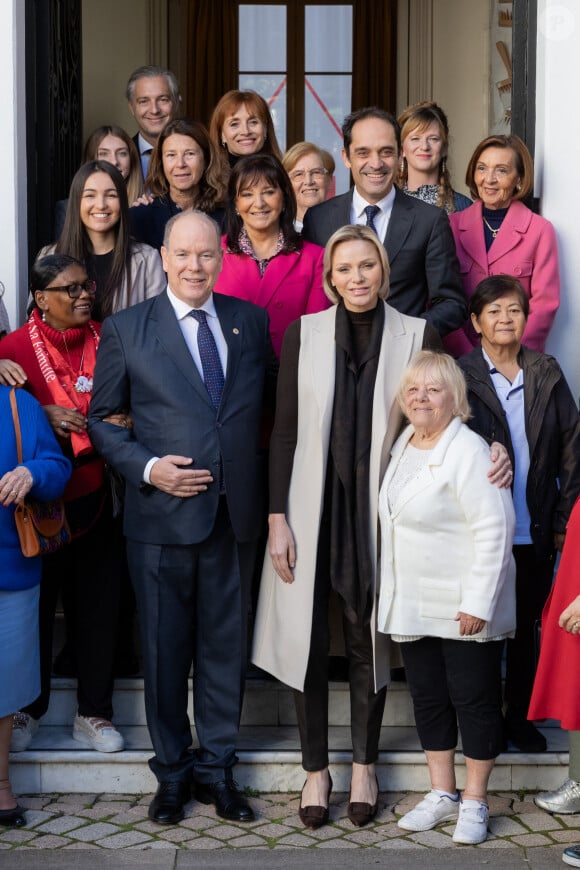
[458,345,580,558]
[302,188,467,337]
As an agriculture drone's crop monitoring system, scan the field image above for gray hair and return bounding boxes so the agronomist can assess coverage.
[397,351,471,423]
[126,65,181,104]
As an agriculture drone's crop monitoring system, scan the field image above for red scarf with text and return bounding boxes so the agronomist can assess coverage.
[27,310,99,456]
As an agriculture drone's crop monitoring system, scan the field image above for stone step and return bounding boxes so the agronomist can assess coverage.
[11,722,568,795]
[41,677,417,728]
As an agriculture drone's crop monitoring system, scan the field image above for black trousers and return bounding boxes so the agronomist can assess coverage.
[505,544,555,716]
[127,497,253,785]
[293,527,386,770]
[23,502,121,721]
[401,637,504,760]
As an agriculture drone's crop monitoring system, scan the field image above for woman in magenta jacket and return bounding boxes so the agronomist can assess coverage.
[445,134,560,357]
[214,154,329,357]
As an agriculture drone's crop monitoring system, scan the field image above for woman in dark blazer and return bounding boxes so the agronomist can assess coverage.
[129,119,225,251]
[457,274,580,752]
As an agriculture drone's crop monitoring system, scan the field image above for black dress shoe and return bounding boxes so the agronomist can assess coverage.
[195,779,255,821]
[0,805,26,827]
[148,781,190,825]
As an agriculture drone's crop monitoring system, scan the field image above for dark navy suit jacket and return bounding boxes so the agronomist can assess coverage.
[302,187,467,336]
[88,290,276,545]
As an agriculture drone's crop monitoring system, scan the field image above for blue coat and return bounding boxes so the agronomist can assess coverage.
[0,387,72,590]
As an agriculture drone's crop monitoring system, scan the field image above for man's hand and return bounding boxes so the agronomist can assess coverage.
[149,455,213,497]
[487,441,513,488]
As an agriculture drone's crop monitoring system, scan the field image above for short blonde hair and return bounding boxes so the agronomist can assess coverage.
[323,225,390,304]
[397,350,471,423]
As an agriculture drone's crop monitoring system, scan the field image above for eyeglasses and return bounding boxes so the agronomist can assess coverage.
[41,281,97,299]
[289,168,328,183]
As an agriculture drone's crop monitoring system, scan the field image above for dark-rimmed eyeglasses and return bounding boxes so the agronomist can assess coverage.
[40,281,97,299]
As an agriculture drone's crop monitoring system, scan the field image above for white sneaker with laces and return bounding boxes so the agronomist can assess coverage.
[72,715,124,753]
[452,799,489,844]
[397,790,460,831]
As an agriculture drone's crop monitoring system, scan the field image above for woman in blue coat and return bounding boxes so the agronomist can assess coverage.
[0,387,71,826]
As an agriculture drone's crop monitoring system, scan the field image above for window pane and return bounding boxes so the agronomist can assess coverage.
[305,6,352,73]
[239,5,286,72]
[239,74,287,151]
[305,75,351,194]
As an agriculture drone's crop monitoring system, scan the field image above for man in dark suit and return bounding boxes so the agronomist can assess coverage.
[88,211,276,825]
[302,107,467,336]
[126,65,181,180]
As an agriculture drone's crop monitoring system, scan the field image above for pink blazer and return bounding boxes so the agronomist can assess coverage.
[445,200,560,356]
[214,238,329,357]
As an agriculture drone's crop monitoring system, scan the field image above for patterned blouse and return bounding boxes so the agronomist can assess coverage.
[237,228,285,277]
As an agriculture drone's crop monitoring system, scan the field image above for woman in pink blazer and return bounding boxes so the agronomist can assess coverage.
[445,135,559,357]
[214,154,329,357]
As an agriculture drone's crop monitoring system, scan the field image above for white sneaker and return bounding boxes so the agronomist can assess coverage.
[72,715,124,753]
[452,799,489,844]
[10,713,39,752]
[398,790,460,831]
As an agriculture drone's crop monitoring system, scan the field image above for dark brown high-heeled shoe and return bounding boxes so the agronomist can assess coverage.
[347,774,379,827]
[299,773,333,829]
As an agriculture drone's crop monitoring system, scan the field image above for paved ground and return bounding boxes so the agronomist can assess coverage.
[0,789,578,868]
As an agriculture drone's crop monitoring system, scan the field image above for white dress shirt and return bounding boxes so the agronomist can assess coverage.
[350,186,397,243]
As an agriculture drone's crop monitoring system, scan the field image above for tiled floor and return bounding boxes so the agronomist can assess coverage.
[1,788,579,856]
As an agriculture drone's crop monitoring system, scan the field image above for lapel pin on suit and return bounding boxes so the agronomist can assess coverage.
[233,328,239,334]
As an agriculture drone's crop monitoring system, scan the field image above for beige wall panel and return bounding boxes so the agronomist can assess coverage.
[431,0,491,195]
[82,0,150,141]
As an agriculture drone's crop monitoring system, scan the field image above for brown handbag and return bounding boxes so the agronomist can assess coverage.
[9,388,71,558]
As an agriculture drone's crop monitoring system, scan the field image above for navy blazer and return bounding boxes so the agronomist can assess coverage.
[130,197,226,251]
[302,187,467,337]
[88,291,276,546]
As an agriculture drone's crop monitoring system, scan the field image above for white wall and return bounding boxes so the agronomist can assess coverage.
[536,0,580,402]
[0,2,28,330]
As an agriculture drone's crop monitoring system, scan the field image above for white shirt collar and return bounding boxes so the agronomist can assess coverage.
[166,287,218,322]
[352,185,396,220]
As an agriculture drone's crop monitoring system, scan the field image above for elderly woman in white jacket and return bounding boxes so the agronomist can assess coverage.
[378,351,515,846]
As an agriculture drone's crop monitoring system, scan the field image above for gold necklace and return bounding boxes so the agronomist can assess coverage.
[482,216,501,239]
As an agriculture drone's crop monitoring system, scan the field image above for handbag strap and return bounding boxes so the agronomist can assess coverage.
[9,387,24,465]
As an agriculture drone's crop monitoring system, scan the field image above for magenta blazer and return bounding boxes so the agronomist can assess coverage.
[445,200,560,356]
[214,238,329,357]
